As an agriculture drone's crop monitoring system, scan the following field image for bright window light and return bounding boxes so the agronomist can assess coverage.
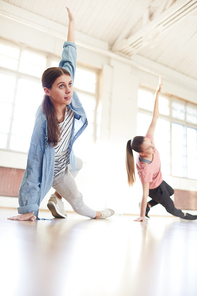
[137,113,152,135]
[0,56,19,71]
[186,104,197,124]
[138,89,154,111]
[75,68,96,93]
[172,100,185,120]
[19,50,46,77]
[155,119,170,174]
[76,91,95,123]
[0,44,19,71]
[0,73,16,104]
[10,135,31,153]
[50,60,59,67]
[0,117,10,134]
[159,95,169,116]
[16,78,43,107]
[11,119,34,137]
[187,127,197,179]
[0,102,12,118]
[187,158,197,179]
[0,133,7,149]
[187,127,197,157]
[172,123,186,177]
[172,123,186,155]
[0,43,20,58]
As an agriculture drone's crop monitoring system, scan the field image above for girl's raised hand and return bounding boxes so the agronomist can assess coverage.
[66,7,74,22]
[157,76,162,92]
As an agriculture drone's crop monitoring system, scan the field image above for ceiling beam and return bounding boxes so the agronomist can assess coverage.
[111,0,152,51]
[113,0,197,53]
[131,54,197,91]
[0,0,196,91]
[0,0,109,51]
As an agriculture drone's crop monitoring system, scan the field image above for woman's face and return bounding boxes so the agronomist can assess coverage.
[44,74,73,107]
[140,137,156,156]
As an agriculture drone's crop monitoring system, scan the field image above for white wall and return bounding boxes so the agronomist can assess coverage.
[1,14,197,216]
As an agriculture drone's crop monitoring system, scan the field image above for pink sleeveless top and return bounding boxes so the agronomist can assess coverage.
[136,134,163,189]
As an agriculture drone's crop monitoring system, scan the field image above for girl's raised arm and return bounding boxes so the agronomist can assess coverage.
[66,7,75,43]
[146,77,162,136]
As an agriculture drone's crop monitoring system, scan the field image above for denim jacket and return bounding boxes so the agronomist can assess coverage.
[18,42,88,218]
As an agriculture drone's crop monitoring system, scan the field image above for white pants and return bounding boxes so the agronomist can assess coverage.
[52,157,96,218]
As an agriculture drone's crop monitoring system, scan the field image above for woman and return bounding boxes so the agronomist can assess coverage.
[8,8,114,221]
[126,77,197,222]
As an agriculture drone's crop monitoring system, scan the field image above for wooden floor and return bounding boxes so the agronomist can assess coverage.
[1,208,197,296]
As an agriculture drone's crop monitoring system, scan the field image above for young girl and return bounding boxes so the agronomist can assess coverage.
[8,8,114,221]
[126,77,197,222]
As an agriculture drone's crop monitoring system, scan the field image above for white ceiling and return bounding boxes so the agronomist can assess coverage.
[1,0,197,81]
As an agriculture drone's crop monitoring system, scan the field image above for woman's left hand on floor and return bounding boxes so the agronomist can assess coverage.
[7,212,36,221]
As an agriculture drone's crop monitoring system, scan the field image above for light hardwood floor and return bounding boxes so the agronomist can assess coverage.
[1,208,197,296]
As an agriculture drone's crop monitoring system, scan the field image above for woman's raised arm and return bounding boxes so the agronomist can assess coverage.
[59,8,77,82]
[66,7,75,43]
[146,77,162,136]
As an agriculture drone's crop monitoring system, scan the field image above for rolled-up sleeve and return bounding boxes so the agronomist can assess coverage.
[17,141,44,215]
[59,41,77,83]
[17,116,46,215]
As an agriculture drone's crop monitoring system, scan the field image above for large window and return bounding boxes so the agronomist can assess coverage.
[0,38,100,154]
[74,67,101,144]
[137,87,197,180]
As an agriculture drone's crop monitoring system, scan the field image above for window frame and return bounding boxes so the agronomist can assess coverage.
[74,64,101,143]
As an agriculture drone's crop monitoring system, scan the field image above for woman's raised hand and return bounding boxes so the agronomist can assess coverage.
[66,7,74,22]
[66,7,75,42]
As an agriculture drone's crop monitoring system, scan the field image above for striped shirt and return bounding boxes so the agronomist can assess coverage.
[54,106,74,177]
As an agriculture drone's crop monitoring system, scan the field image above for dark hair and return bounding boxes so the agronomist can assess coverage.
[42,67,71,146]
[126,136,144,186]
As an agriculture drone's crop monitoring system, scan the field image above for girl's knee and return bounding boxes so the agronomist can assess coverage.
[169,187,174,196]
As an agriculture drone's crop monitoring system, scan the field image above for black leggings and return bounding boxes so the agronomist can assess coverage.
[148,181,185,218]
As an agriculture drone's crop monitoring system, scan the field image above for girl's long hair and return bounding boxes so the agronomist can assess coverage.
[41,67,71,146]
[126,136,144,186]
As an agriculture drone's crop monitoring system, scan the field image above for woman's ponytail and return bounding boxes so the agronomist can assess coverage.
[126,136,144,186]
[42,95,60,146]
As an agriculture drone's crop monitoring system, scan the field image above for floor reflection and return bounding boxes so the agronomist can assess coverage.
[1,209,197,296]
